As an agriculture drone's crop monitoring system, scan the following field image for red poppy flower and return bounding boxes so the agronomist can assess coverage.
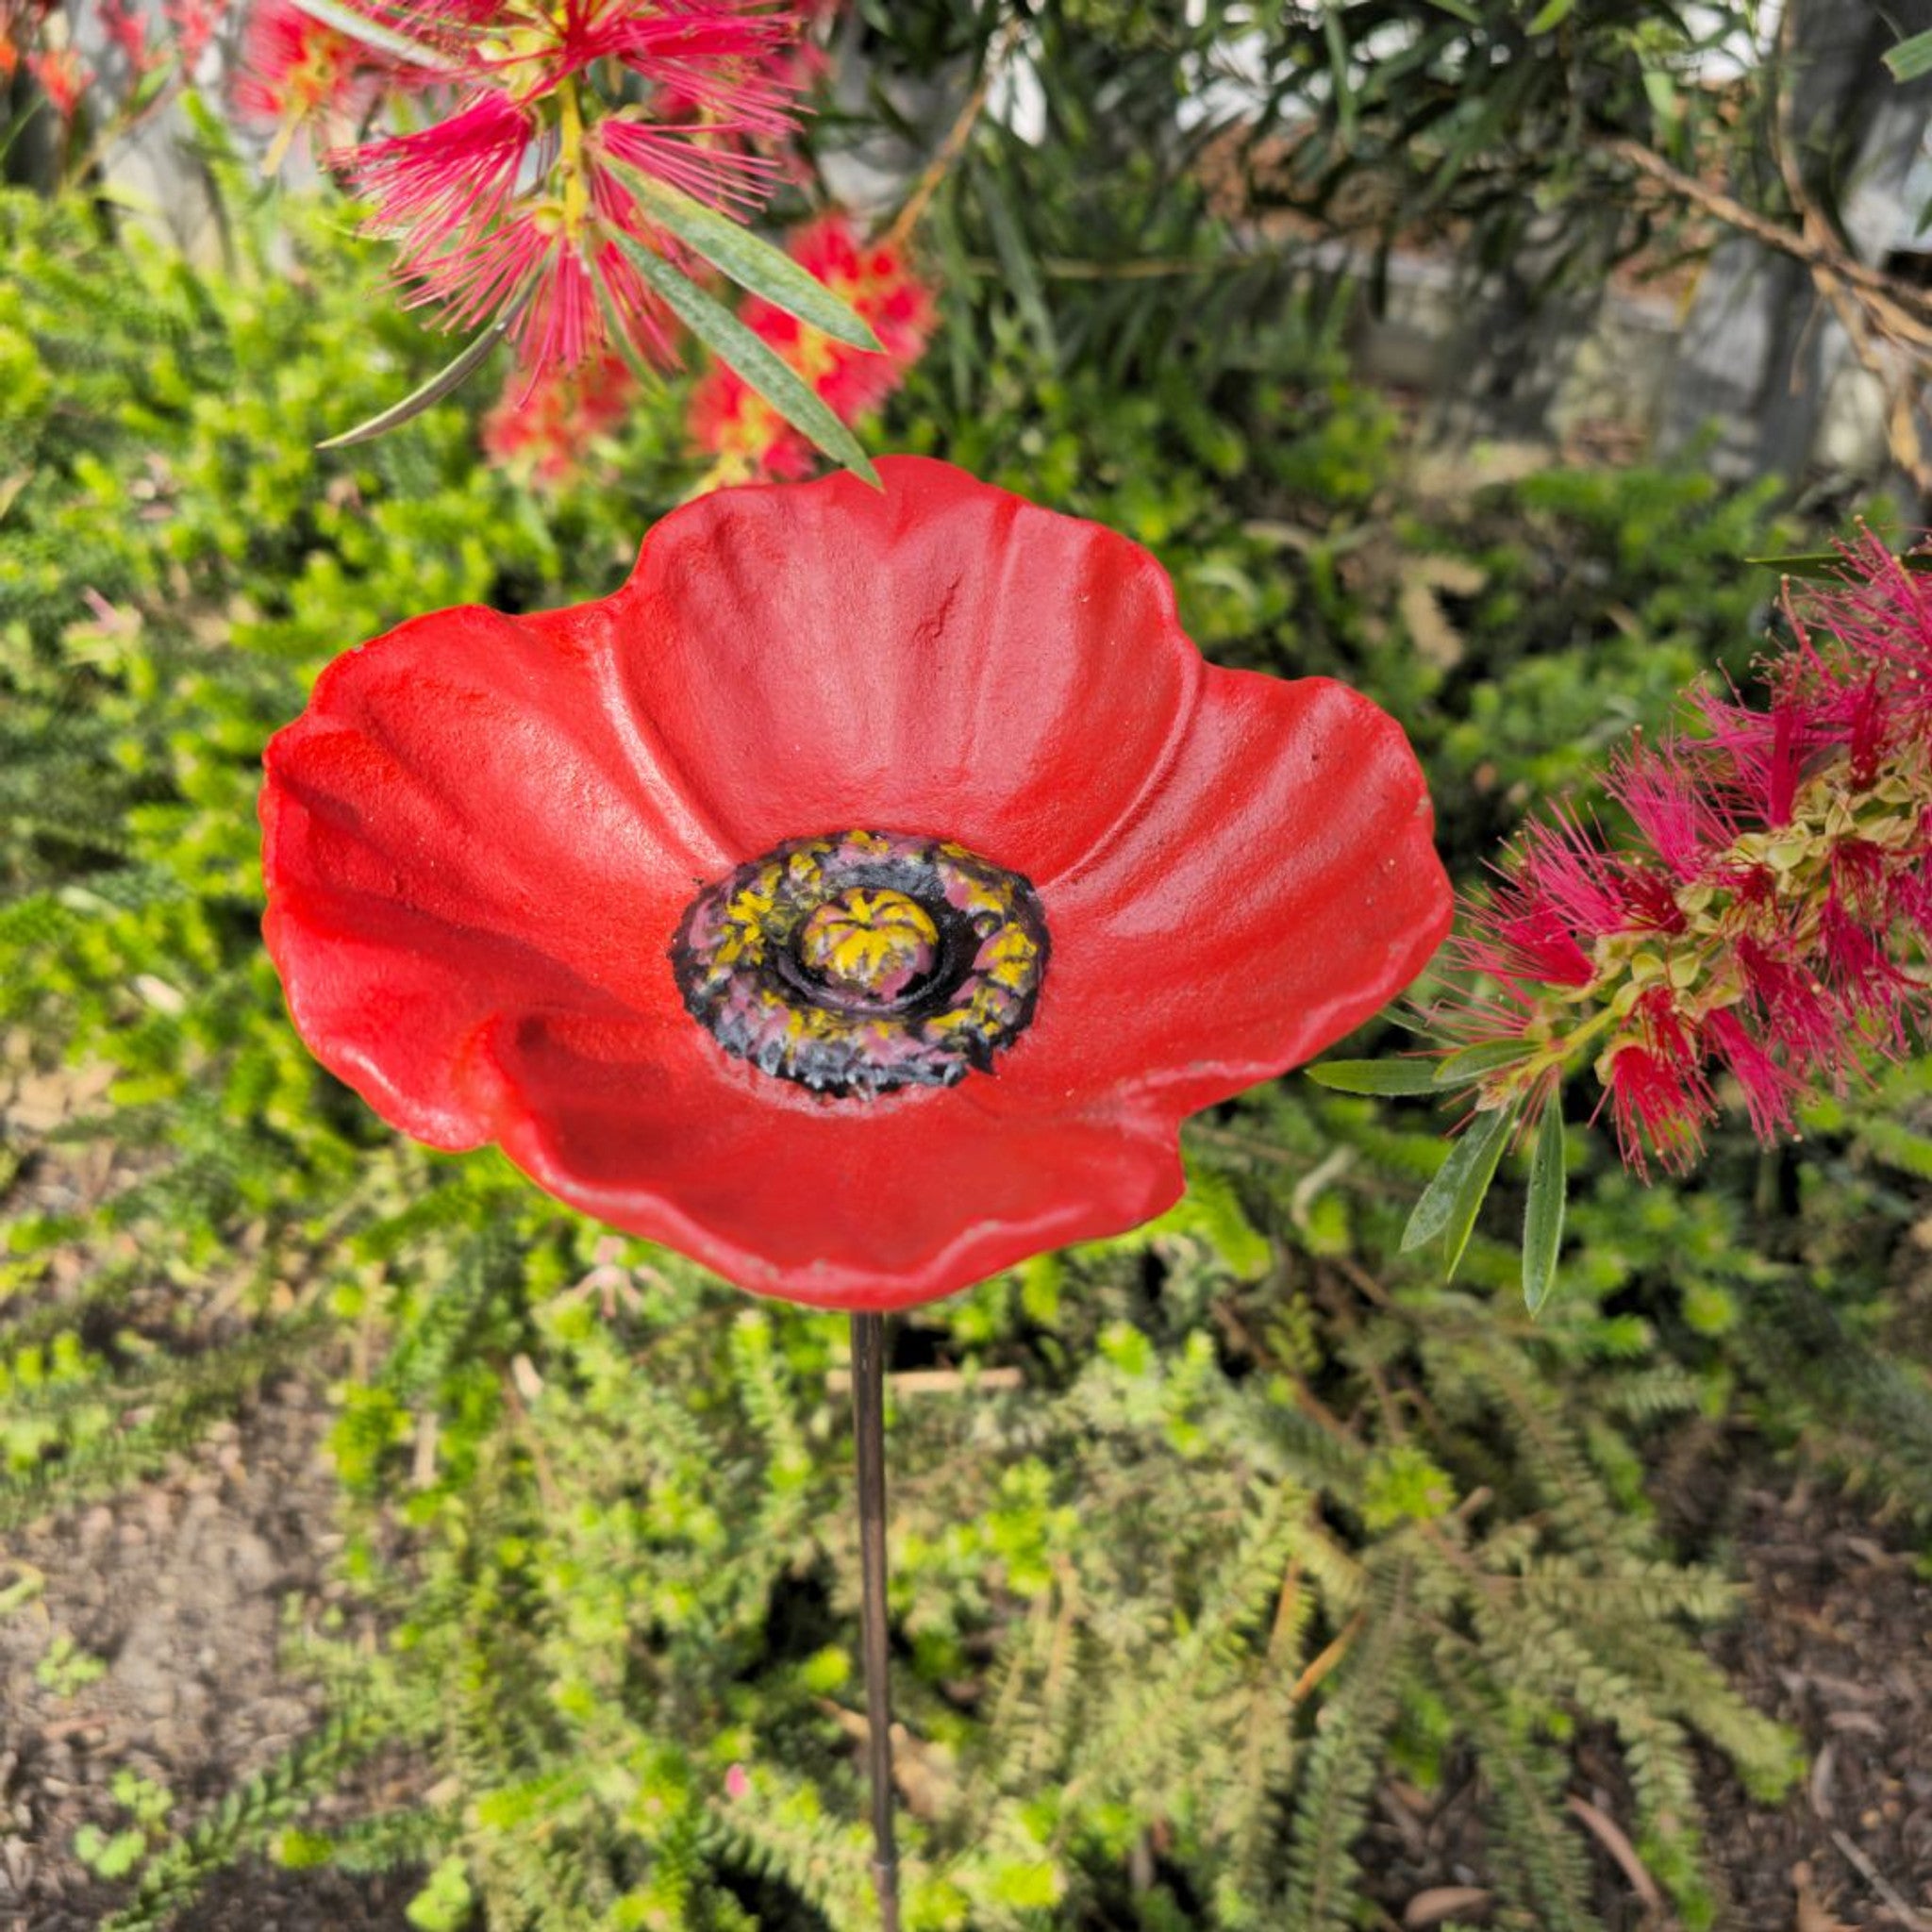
[260,458,1451,1310]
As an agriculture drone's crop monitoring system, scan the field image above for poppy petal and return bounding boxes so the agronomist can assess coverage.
[261,601,713,1141]
[604,457,1202,878]
[978,668,1452,1122]
[475,1011,1185,1309]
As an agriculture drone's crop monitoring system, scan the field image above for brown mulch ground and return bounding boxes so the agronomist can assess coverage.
[0,1383,419,1932]
[1699,1476,1932,1931]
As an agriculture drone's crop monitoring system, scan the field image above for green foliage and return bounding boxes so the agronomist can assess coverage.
[1241,0,1772,291]
[0,165,1913,1932]
[36,1627,108,1695]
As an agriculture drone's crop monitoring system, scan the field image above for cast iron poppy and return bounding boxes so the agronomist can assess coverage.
[260,457,1452,1309]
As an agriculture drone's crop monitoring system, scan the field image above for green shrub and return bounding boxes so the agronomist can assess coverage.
[8,178,1931,1932]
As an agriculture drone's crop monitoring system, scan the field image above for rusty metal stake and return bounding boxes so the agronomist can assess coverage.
[849,1311,901,1931]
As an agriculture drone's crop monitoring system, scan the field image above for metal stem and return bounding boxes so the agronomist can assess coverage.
[849,1310,901,1931]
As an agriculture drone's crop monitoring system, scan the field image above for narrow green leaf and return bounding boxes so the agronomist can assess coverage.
[1641,67,1681,134]
[1522,1103,1567,1314]
[1422,0,1481,21]
[1433,1040,1536,1086]
[1886,28,1932,80]
[286,0,458,70]
[608,233,878,484]
[1747,549,1932,577]
[127,61,173,113]
[316,314,514,451]
[976,157,1056,364]
[1323,2,1358,142]
[1526,0,1578,30]
[1305,1058,1447,1096]
[605,161,882,353]
[1439,1103,1518,1278]
[1401,1103,1517,1277]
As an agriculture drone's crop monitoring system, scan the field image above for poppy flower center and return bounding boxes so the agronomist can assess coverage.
[797,889,941,1006]
[670,829,1049,1098]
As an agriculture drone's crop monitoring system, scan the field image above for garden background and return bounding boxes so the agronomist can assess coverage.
[6,3,1932,1929]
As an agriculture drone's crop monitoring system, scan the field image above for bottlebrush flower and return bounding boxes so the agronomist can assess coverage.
[479,346,638,489]
[332,0,811,377]
[98,0,153,74]
[26,42,88,118]
[233,0,406,163]
[163,0,225,72]
[688,213,936,481]
[1426,533,1932,1175]
[260,458,1450,1309]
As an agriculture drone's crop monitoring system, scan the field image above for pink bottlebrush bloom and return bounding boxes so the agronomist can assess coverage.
[1704,1008,1804,1141]
[687,212,936,482]
[496,0,802,113]
[1430,530,1932,1176]
[1602,1040,1709,1178]
[594,112,781,214]
[1512,813,1641,945]
[1830,835,1890,922]
[334,1,810,376]
[1607,734,1735,881]
[1478,894,1597,989]
[1732,931,1845,1080]
[1596,989,1716,1174]
[345,93,534,259]
[1816,895,1909,1023]
[1691,685,1811,828]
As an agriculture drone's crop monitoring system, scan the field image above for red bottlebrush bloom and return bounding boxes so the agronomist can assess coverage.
[1431,530,1932,1175]
[98,0,153,72]
[25,42,87,117]
[233,0,403,159]
[688,213,936,482]
[260,459,1451,1309]
[335,1,809,376]
[479,346,638,489]
[1603,1041,1709,1177]
[162,0,225,71]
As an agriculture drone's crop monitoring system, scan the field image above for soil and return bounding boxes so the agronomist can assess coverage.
[1698,1476,1932,1932]
[0,1382,418,1932]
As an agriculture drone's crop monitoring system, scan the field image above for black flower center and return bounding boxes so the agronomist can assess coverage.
[670,830,1049,1097]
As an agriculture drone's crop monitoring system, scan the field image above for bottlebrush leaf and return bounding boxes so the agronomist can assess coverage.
[1401,1101,1517,1277]
[608,233,880,487]
[606,162,883,354]
[286,0,458,71]
[1522,1103,1567,1314]
[1305,1058,1448,1096]
[1433,1040,1537,1086]
[316,310,517,451]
